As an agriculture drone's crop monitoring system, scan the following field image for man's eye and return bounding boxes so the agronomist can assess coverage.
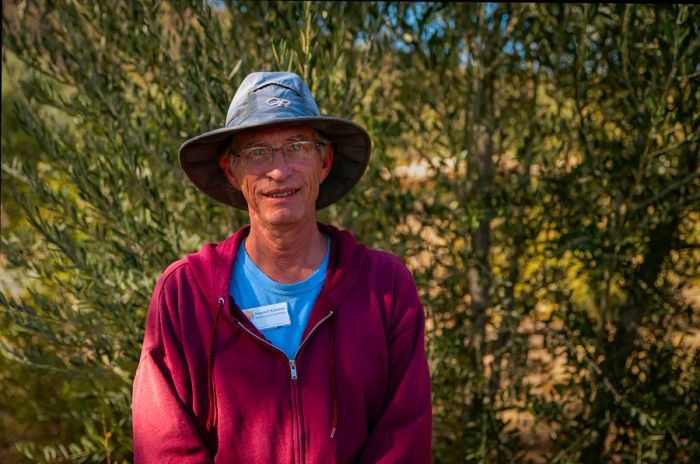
[249,148,267,157]
[288,143,302,152]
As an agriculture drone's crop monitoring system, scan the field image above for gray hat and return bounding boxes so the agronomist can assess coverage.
[178,71,372,209]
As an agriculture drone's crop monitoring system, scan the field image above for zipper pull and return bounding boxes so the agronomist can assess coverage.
[289,359,297,380]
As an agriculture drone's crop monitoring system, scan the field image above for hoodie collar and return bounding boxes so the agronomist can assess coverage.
[185,223,366,327]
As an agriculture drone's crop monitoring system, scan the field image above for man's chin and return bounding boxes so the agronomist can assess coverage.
[259,209,308,228]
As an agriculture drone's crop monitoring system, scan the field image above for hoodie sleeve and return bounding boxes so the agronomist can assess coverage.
[132,268,213,464]
[359,262,432,464]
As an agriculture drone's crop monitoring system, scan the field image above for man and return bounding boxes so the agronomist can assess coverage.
[132,72,432,463]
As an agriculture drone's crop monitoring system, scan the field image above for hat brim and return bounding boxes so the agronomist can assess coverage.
[178,116,371,210]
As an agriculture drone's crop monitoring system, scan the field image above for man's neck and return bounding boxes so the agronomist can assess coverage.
[244,219,328,284]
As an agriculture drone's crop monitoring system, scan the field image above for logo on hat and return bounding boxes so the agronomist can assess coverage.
[265,97,291,108]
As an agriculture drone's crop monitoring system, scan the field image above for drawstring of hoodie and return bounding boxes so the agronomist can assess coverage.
[206,297,224,432]
[329,312,339,438]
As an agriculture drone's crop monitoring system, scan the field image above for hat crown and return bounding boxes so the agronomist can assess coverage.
[225,72,320,128]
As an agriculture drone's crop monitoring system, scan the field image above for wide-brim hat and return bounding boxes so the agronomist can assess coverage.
[179,71,372,209]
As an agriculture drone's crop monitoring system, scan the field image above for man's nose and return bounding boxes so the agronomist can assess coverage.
[266,148,292,180]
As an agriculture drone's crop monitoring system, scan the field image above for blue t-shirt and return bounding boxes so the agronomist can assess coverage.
[229,238,330,360]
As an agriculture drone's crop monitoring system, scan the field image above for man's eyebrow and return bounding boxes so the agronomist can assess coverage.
[242,139,268,149]
[286,134,311,142]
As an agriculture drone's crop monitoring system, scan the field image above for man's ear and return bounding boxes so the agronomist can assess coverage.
[219,154,241,190]
[320,144,334,182]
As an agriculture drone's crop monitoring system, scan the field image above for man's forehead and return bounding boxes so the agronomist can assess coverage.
[233,125,315,147]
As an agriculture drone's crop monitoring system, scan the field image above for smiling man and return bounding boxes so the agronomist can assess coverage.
[132,72,432,463]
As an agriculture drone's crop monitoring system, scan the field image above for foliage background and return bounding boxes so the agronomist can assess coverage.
[1,2,698,463]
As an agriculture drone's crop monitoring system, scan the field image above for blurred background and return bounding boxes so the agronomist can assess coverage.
[1,2,698,463]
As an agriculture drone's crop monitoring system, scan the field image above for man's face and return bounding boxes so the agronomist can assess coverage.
[219,125,333,229]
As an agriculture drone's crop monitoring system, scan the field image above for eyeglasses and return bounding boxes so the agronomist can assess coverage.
[229,141,326,170]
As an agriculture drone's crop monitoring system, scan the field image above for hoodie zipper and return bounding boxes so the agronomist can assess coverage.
[236,311,334,464]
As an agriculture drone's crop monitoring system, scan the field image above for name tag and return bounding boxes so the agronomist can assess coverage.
[243,302,291,331]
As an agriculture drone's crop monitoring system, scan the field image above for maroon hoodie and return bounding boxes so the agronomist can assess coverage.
[132,224,432,463]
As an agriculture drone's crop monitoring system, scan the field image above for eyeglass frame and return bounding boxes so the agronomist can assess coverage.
[227,139,329,170]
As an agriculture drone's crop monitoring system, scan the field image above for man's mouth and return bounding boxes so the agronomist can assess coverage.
[264,189,299,199]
